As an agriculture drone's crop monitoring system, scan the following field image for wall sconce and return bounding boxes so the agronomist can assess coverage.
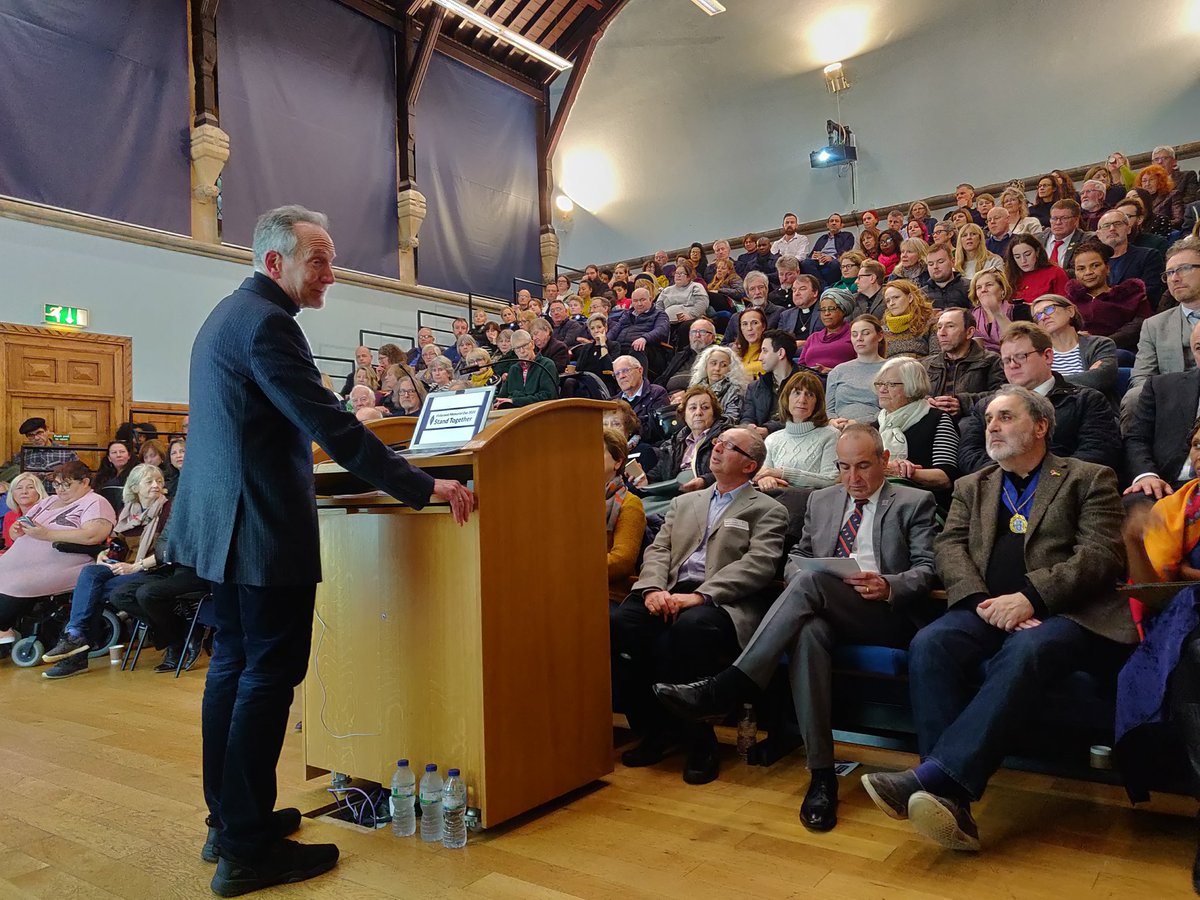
[823,62,850,94]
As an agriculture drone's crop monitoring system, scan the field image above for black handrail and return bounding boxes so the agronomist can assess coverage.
[512,275,543,299]
[313,354,355,384]
[357,329,415,352]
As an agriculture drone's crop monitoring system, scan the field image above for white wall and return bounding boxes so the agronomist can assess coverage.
[553,0,1200,264]
[0,216,469,403]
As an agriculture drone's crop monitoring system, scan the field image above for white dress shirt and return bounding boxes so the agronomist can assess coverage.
[841,484,884,573]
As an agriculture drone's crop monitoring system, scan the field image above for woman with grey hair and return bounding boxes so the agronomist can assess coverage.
[689,344,748,424]
[873,357,959,505]
[797,288,856,373]
[426,355,459,392]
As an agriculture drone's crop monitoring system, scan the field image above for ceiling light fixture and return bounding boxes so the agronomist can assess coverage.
[429,0,573,71]
[689,0,727,14]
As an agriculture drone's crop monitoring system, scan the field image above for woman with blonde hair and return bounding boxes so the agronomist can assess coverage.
[879,279,936,358]
[968,268,1014,352]
[954,223,1003,280]
[999,188,1044,235]
[907,200,937,237]
[889,238,929,283]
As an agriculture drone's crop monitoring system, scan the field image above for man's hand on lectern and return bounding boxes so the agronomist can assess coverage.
[432,478,475,525]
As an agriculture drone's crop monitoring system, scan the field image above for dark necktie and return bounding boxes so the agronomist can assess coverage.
[835,498,869,558]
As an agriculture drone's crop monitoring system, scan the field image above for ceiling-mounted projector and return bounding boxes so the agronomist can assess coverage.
[810,145,857,168]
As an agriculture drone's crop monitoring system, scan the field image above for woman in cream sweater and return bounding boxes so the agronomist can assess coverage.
[754,370,840,492]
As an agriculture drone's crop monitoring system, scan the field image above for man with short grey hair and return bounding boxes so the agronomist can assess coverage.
[1152,145,1199,206]
[863,384,1133,852]
[1078,179,1110,231]
[705,239,731,282]
[613,354,669,440]
[172,204,473,896]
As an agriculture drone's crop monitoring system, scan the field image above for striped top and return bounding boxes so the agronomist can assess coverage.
[1051,344,1085,376]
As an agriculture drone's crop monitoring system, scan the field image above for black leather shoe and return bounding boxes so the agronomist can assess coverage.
[203,809,303,863]
[210,839,338,897]
[154,646,182,674]
[682,742,720,785]
[800,769,838,832]
[653,676,735,723]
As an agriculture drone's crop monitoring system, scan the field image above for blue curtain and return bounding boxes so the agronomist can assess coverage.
[217,0,399,278]
[0,0,191,233]
[415,53,540,298]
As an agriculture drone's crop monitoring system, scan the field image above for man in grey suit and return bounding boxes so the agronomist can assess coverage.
[610,427,787,785]
[1123,237,1200,427]
[862,386,1134,852]
[654,425,940,831]
[1037,199,1091,272]
[170,206,473,897]
[1124,322,1200,503]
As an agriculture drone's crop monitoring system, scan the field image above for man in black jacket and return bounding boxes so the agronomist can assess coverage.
[1124,330,1200,503]
[1098,209,1165,309]
[741,330,797,435]
[655,318,716,393]
[957,322,1119,473]
[547,298,587,347]
[530,318,571,374]
[922,245,971,310]
[775,275,824,343]
[923,308,1004,420]
[170,206,473,896]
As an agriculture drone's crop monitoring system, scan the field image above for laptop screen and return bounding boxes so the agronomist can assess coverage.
[409,386,496,451]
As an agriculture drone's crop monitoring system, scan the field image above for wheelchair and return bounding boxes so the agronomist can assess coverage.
[7,592,122,668]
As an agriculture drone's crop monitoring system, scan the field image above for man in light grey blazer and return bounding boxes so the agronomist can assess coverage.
[611,427,787,786]
[654,424,940,831]
[1123,237,1200,428]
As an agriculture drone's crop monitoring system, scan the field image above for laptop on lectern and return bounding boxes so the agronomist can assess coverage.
[397,385,496,459]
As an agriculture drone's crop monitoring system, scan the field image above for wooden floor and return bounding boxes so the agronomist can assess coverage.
[1,657,1197,900]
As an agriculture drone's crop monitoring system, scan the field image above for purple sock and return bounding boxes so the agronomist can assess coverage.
[914,760,968,803]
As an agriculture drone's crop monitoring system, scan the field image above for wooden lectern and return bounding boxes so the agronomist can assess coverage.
[305,400,614,828]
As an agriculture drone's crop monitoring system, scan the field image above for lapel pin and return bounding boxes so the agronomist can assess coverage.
[1050,469,1062,477]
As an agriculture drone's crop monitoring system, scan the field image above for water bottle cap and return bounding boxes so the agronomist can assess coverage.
[447,768,460,777]
[397,759,409,767]
[425,763,438,772]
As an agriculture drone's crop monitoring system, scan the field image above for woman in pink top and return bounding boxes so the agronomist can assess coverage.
[0,460,116,633]
[797,289,857,374]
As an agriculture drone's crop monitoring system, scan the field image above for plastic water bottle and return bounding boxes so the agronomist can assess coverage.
[441,769,467,849]
[390,759,416,837]
[736,703,757,761]
[419,764,443,842]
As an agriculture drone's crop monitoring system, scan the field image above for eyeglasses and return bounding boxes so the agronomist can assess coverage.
[613,367,638,377]
[51,479,78,489]
[1000,350,1041,367]
[818,305,842,313]
[1032,306,1062,322]
[1097,221,1125,231]
[872,381,905,390]
[1048,215,1076,224]
[397,388,418,396]
[1164,264,1200,282]
[712,438,754,461]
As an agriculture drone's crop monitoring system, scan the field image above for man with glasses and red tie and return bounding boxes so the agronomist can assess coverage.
[653,424,940,833]
[956,322,1118,474]
[1038,199,1091,274]
[610,427,787,788]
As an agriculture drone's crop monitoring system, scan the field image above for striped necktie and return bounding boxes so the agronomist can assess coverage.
[835,498,869,558]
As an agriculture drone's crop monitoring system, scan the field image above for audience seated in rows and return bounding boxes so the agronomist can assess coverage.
[797,289,856,373]
[826,316,887,427]
[752,371,839,493]
[921,307,1005,421]
[688,346,747,425]
[1027,295,1120,404]
[740,329,796,436]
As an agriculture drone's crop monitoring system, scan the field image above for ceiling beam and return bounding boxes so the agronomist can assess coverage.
[189,0,220,127]
[405,5,445,107]
[544,25,600,159]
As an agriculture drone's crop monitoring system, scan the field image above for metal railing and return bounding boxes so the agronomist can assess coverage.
[313,354,355,385]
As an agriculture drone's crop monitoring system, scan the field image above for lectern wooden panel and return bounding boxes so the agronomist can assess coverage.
[304,400,615,828]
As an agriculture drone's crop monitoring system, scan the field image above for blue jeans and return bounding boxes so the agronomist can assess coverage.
[800,258,841,288]
[66,564,147,644]
[202,582,316,862]
[909,605,1127,799]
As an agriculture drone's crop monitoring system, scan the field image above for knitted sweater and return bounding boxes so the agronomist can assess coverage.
[762,421,840,487]
[826,359,884,423]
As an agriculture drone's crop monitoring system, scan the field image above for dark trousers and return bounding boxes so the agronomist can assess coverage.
[800,258,841,288]
[0,593,38,631]
[909,605,1128,799]
[1170,629,1200,799]
[610,589,738,745]
[202,582,316,862]
[129,565,209,649]
[734,570,916,769]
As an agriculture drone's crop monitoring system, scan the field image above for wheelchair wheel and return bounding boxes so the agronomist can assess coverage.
[87,609,123,660]
[11,636,44,668]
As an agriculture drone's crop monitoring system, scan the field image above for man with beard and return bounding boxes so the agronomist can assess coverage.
[656,318,717,393]
[861,385,1134,852]
[772,212,810,261]
[1078,179,1110,232]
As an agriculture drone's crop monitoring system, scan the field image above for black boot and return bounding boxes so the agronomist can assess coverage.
[154,644,182,673]
[210,839,338,897]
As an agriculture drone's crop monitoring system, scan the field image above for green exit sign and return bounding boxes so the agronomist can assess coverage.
[44,304,90,328]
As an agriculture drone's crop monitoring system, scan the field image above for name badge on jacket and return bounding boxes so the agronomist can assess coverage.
[723,517,750,532]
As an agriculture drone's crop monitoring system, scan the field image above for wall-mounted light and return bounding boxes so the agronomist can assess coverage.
[429,0,573,71]
[823,62,850,94]
[689,0,726,14]
[554,193,575,214]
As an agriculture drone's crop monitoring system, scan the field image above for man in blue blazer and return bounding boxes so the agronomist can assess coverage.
[800,213,856,288]
[170,205,473,897]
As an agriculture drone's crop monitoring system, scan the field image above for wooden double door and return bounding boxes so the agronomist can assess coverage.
[0,323,130,464]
